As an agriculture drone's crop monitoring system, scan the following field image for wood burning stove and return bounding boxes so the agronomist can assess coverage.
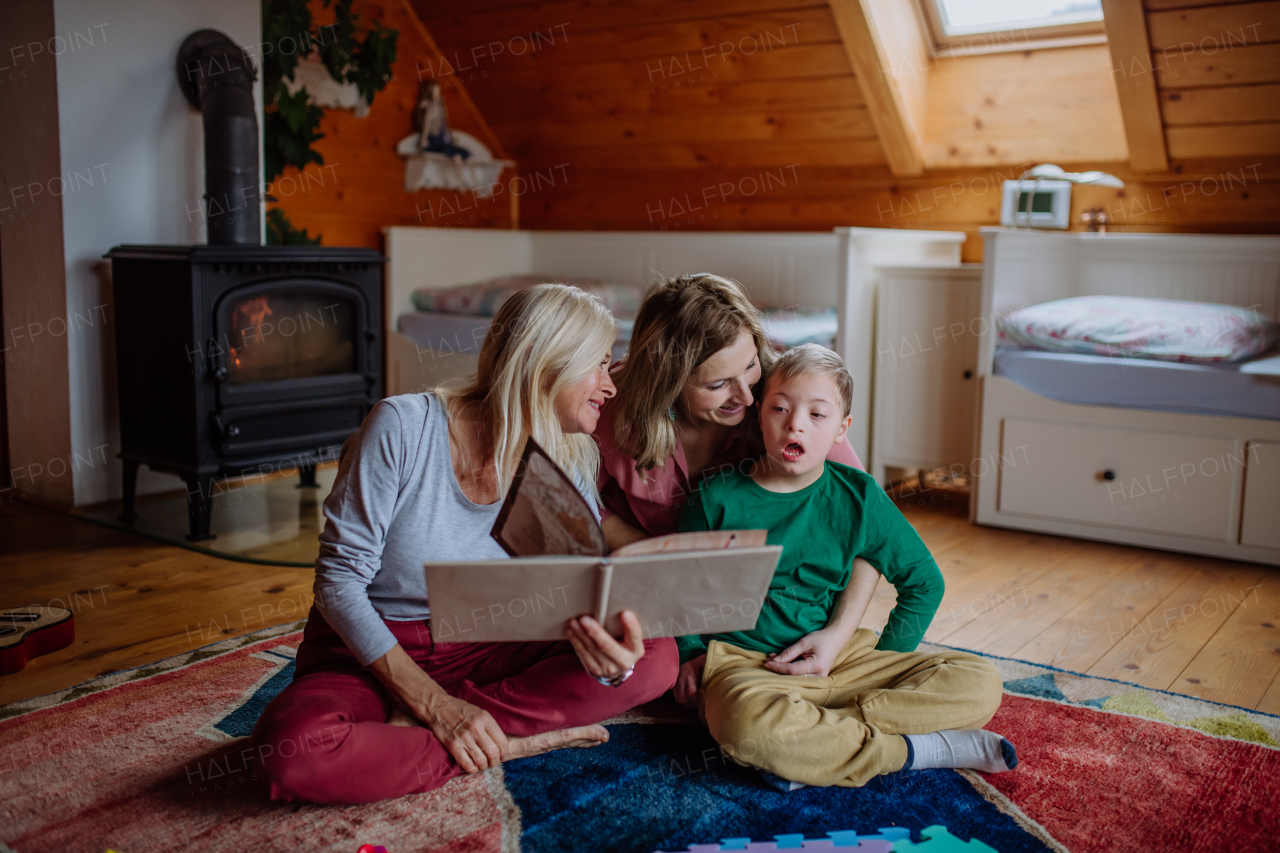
[103,29,384,541]
[107,244,384,540]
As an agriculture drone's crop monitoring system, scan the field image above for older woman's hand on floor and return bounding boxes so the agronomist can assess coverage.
[370,643,509,773]
[420,690,510,773]
[566,609,646,682]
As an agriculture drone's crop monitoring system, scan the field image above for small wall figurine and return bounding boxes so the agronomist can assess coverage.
[396,80,513,196]
[412,80,470,159]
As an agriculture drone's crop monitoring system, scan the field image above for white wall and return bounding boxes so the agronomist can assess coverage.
[54,0,263,505]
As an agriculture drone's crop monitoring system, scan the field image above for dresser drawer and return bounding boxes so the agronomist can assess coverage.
[1241,441,1280,550]
[998,419,1238,541]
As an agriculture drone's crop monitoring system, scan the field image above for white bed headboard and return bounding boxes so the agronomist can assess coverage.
[383,225,967,463]
[977,227,1280,374]
[382,227,847,333]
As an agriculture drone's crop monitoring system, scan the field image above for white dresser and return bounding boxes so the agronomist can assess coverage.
[870,266,984,485]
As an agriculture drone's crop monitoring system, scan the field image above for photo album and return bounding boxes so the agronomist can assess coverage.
[424,439,781,642]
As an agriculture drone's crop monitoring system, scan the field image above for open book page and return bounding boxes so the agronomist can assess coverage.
[602,548,779,639]
[610,529,768,557]
[425,548,780,642]
[491,439,607,557]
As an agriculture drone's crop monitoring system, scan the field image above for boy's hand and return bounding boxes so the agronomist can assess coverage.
[673,654,706,707]
[763,628,844,677]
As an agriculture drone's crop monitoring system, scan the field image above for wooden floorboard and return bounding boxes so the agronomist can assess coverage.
[1086,563,1269,690]
[0,501,315,706]
[2,488,1278,712]
[943,540,1142,658]
[923,533,1083,644]
[1171,570,1280,709]
[1010,552,1200,674]
[1258,669,1280,716]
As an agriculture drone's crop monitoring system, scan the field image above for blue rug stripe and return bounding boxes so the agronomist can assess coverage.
[503,723,1050,853]
[214,659,295,738]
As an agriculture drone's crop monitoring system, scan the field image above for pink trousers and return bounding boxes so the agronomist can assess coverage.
[253,608,678,804]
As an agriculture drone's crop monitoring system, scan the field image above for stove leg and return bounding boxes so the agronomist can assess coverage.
[298,465,318,489]
[120,460,140,522]
[183,474,217,542]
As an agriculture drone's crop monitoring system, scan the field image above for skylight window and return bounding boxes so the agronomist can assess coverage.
[921,0,1106,55]
[936,0,1102,35]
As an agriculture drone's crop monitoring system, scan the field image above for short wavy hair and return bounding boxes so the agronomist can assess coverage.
[765,344,854,418]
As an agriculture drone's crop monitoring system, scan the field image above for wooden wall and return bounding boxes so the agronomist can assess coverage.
[270,0,515,250]
[410,0,1278,262]
[1148,0,1280,158]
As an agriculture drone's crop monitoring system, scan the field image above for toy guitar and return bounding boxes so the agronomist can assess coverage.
[0,605,76,676]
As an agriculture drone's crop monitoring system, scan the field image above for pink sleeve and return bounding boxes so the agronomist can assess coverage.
[826,438,864,471]
[592,408,622,521]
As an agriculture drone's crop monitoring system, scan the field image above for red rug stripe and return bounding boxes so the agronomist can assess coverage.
[1,636,505,852]
[986,694,1279,853]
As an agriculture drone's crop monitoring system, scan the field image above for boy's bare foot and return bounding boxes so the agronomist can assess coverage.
[504,724,609,760]
[386,703,425,728]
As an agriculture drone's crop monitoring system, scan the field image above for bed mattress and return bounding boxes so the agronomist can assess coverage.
[399,307,839,359]
[398,312,634,360]
[993,348,1280,420]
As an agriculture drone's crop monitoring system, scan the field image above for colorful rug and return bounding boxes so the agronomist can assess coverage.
[1,624,1276,853]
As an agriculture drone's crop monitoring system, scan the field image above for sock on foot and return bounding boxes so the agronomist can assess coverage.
[758,769,807,792]
[902,730,1017,774]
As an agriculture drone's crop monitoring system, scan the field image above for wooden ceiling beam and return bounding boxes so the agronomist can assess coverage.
[1099,0,1170,172]
[828,0,927,176]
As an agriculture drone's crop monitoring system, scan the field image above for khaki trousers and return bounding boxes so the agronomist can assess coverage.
[698,628,1003,787]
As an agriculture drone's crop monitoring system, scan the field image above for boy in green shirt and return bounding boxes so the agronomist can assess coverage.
[675,345,1016,791]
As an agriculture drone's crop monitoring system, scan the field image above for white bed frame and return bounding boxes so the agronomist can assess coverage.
[383,226,965,464]
[972,227,1280,566]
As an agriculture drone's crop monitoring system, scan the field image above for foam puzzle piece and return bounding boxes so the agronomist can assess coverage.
[657,828,910,852]
[890,825,998,853]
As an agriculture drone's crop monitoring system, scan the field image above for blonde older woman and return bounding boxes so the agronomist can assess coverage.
[254,285,678,805]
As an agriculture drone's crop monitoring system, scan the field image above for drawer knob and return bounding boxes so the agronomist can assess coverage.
[963,370,973,379]
[1102,469,1116,481]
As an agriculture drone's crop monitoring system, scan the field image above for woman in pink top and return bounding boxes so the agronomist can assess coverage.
[595,273,863,549]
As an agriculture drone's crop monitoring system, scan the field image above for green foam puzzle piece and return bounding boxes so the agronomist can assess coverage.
[891,825,998,853]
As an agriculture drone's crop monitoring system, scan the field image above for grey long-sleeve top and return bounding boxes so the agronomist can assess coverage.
[314,393,598,665]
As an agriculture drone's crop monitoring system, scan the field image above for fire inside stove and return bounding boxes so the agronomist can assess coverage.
[225,292,356,385]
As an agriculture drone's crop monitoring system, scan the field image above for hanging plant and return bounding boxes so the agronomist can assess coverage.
[266,208,322,245]
[314,0,399,105]
[264,86,326,183]
[261,0,399,186]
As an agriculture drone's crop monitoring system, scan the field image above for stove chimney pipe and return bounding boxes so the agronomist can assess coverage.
[176,30,261,245]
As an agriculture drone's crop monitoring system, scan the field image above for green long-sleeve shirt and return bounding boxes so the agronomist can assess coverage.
[675,461,944,664]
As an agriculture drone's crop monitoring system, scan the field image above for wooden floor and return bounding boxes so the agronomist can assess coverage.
[2,490,1278,711]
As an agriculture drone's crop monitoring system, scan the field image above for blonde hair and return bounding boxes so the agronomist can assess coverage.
[765,344,854,418]
[436,284,616,493]
[612,273,776,473]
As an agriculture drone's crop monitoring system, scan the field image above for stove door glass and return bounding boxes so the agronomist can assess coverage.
[225,292,356,385]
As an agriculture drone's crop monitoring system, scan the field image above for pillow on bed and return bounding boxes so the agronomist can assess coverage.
[760,306,838,351]
[412,275,644,317]
[997,295,1279,364]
